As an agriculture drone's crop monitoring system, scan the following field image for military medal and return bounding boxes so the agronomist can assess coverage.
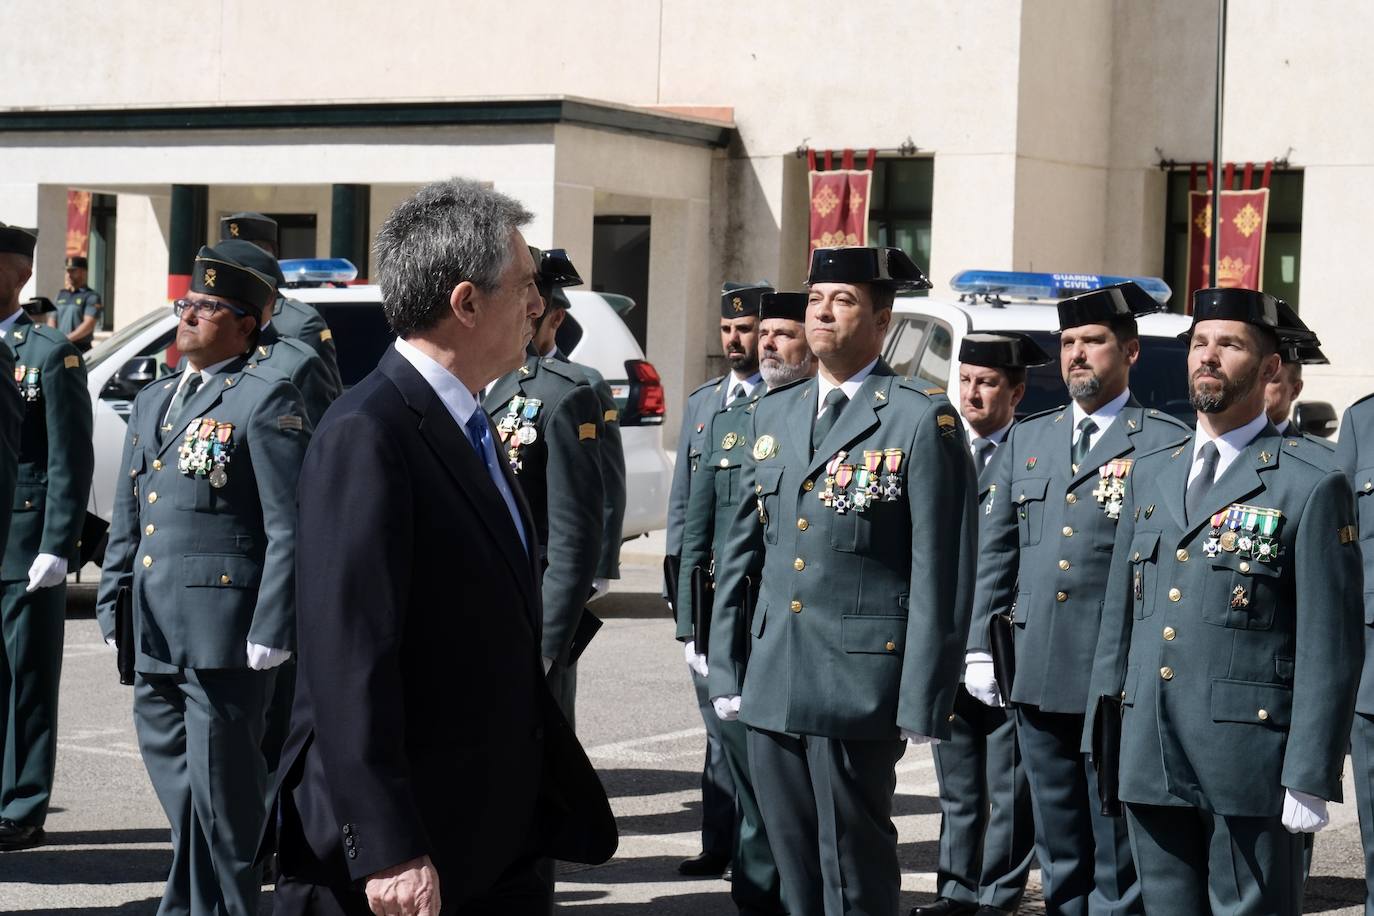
[821,451,846,507]
[1203,536,1221,558]
[209,422,235,487]
[517,425,538,446]
[833,464,854,514]
[883,448,904,501]
[722,431,739,451]
[1230,585,1250,609]
[14,365,40,402]
[753,435,777,461]
[851,471,869,510]
[1219,530,1239,553]
[1091,458,1132,520]
[209,467,228,488]
[863,451,884,501]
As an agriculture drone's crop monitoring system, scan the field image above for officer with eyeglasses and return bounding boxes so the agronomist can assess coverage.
[97,245,310,914]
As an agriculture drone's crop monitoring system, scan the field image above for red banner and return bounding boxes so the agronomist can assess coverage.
[1185,162,1272,306]
[66,189,91,257]
[808,149,873,257]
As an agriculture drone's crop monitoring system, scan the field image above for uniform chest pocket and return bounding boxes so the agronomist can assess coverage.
[1012,477,1051,546]
[176,476,217,512]
[1203,551,1283,629]
[687,446,703,475]
[714,463,741,509]
[754,466,784,545]
[1128,530,1161,619]
[1356,467,1374,541]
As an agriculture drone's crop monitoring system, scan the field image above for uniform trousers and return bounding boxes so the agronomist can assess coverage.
[691,666,736,861]
[135,668,273,916]
[1125,802,1303,916]
[931,688,1035,910]
[0,579,65,826]
[718,716,785,914]
[1351,712,1374,914]
[747,726,906,916]
[1014,705,1140,916]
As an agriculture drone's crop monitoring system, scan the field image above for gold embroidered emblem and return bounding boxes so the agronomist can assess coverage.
[229,222,240,237]
[731,296,743,313]
[578,423,597,441]
[204,268,217,288]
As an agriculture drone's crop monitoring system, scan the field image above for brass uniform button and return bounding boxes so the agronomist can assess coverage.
[142,555,153,568]
[1059,559,1070,570]
[147,491,158,504]
[756,485,763,494]
[803,479,815,492]
[1168,587,1182,602]
[1160,666,1174,680]
[220,574,232,585]
[885,641,896,652]
[145,524,155,536]
[948,713,956,722]
[1176,549,1189,562]
[1056,591,1068,602]
[797,518,809,531]
[1132,551,1141,562]
[1163,626,1176,641]
[719,458,729,468]
[1065,493,1077,504]
[790,600,802,613]
[22,500,31,509]
[153,459,163,471]
[1257,708,1270,721]
[793,558,805,571]
[1366,481,1372,493]
[1239,561,1251,574]
[1062,526,1074,537]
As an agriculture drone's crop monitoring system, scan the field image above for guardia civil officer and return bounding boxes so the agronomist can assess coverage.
[707,247,978,916]
[54,255,102,351]
[677,290,815,915]
[666,280,771,878]
[914,333,1048,916]
[1087,288,1360,915]
[967,282,1189,916]
[1263,300,1327,441]
[219,212,342,390]
[0,223,69,853]
[483,248,606,725]
[95,247,309,914]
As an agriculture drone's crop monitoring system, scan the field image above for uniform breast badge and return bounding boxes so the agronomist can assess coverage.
[832,463,855,514]
[1211,504,1283,563]
[883,448,904,501]
[721,431,739,451]
[178,418,236,487]
[1090,458,1133,520]
[752,434,777,461]
[496,395,542,470]
[13,364,40,403]
[820,450,847,507]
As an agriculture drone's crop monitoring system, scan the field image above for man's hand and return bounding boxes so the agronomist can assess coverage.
[712,694,741,721]
[963,651,1004,708]
[25,554,68,593]
[1281,788,1330,834]
[365,855,441,916]
[684,640,709,678]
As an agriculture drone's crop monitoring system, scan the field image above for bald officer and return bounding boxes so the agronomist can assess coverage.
[708,247,978,916]
[1088,288,1360,915]
[914,333,1048,916]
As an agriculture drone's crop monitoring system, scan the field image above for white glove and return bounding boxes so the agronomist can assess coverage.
[246,642,292,671]
[588,578,610,603]
[1281,788,1330,833]
[900,728,940,747]
[25,553,68,593]
[542,656,554,675]
[105,637,117,649]
[684,640,709,678]
[964,650,1004,708]
[713,695,741,721]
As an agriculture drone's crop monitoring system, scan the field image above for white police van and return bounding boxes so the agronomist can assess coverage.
[85,259,672,544]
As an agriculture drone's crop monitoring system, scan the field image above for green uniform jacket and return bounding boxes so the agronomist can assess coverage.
[250,324,340,428]
[555,355,626,580]
[1088,430,1361,815]
[54,286,101,347]
[1334,394,1374,715]
[95,358,310,670]
[665,376,727,572]
[676,389,763,645]
[2,314,93,579]
[271,297,342,391]
[971,398,1189,712]
[484,355,605,662]
[0,341,23,560]
[707,362,979,740]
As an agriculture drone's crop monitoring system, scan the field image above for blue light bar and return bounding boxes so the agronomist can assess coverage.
[950,270,1172,304]
[278,258,358,286]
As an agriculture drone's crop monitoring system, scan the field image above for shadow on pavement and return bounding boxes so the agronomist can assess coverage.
[42,828,169,846]
[554,889,735,913]
[27,900,164,916]
[592,592,670,620]
[614,807,703,837]
[598,767,701,799]
[892,792,942,817]
[0,845,170,884]
[1304,874,1365,911]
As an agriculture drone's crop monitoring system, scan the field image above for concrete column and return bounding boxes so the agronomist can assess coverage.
[330,183,371,279]
[551,182,595,288]
[113,190,172,327]
[168,184,207,299]
[647,196,710,451]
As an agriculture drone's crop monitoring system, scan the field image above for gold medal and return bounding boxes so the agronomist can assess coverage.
[1219,530,1239,552]
[752,435,777,460]
[722,431,739,450]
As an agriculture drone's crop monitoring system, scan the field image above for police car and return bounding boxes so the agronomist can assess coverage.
[84,259,672,543]
[883,269,1333,428]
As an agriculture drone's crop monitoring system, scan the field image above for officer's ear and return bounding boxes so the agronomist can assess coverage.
[449,280,480,329]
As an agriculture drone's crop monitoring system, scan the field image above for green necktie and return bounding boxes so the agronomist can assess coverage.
[165,373,204,434]
[811,388,848,457]
[1071,416,1097,471]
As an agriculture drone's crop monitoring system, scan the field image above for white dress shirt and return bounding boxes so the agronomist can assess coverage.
[816,357,879,417]
[1071,387,1131,453]
[1188,411,1270,486]
[724,370,763,408]
[394,338,528,553]
[163,355,238,428]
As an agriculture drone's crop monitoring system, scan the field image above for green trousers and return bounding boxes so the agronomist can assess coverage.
[0,579,65,827]
[718,716,785,914]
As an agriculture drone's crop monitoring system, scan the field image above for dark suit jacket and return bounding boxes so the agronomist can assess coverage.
[271,347,615,906]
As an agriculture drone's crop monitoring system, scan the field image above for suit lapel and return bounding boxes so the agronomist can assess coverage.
[1068,403,1143,489]
[1179,431,1280,540]
[155,358,248,460]
[806,366,893,480]
[782,379,817,470]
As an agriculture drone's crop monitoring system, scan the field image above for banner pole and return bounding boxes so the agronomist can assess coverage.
[1210,0,1227,286]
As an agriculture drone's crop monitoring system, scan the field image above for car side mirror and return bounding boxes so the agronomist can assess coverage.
[1293,400,1337,439]
[101,356,158,400]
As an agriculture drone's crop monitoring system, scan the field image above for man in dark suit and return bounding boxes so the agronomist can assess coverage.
[271,178,616,916]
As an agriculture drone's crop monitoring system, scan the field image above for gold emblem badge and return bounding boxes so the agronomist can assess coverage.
[578,423,597,441]
[753,434,777,460]
[204,268,217,288]
[732,296,743,313]
[1219,530,1239,552]
[722,431,739,450]
[229,222,240,237]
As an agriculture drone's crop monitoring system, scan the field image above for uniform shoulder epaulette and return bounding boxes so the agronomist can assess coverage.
[1135,437,1195,465]
[690,375,724,397]
[1144,407,1191,432]
[537,356,588,387]
[761,376,807,398]
[1017,404,1071,426]
[24,324,71,348]
[894,376,943,399]
[1279,434,1339,471]
[239,360,292,386]
[1350,391,1374,411]
[1303,434,1336,453]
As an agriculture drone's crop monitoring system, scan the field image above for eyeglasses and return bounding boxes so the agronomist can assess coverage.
[172,298,245,319]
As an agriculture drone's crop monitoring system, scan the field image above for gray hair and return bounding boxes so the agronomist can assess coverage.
[374,178,533,337]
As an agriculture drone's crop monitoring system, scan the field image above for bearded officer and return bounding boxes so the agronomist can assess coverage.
[54,255,102,352]
[0,223,82,853]
[666,280,770,879]
[1086,288,1360,915]
[95,247,309,914]
[677,290,815,915]
[966,282,1189,916]
[219,212,342,390]
[914,333,1048,916]
[707,247,978,916]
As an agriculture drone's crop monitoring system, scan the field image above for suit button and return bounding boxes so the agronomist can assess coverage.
[885,641,896,652]
[803,479,815,492]
[1176,549,1189,562]
[1239,561,1251,574]
[1132,551,1141,562]
[220,574,231,585]
[1062,526,1073,537]
[142,555,152,568]
[348,849,357,859]
[1168,587,1181,602]
[145,524,155,536]
[153,459,163,471]
[790,600,802,613]
[1258,708,1270,721]
[147,491,158,504]
[1163,626,1176,641]
[343,824,353,835]
[797,518,809,531]
[1058,559,1070,570]
[1160,666,1174,680]
[1065,493,1077,504]
[1056,591,1068,602]
[793,558,805,571]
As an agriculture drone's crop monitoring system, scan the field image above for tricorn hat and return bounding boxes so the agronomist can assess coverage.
[0,223,37,259]
[807,247,932,291]
[1187,287,1318,347]
[759,291,807,323]
[958,332,1054,370]
[1056,281,1163,332]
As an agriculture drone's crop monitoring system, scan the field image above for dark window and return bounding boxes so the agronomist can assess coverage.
[1162,170,1302,312]
[265,213,318,260]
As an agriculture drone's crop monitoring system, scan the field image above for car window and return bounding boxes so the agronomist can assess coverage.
[1018,331,1194,424]
[885,316,930,377]
[915,320,954,386]
[315,301,394,388]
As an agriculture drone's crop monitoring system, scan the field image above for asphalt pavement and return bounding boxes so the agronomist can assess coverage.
[1,535,1368,914]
